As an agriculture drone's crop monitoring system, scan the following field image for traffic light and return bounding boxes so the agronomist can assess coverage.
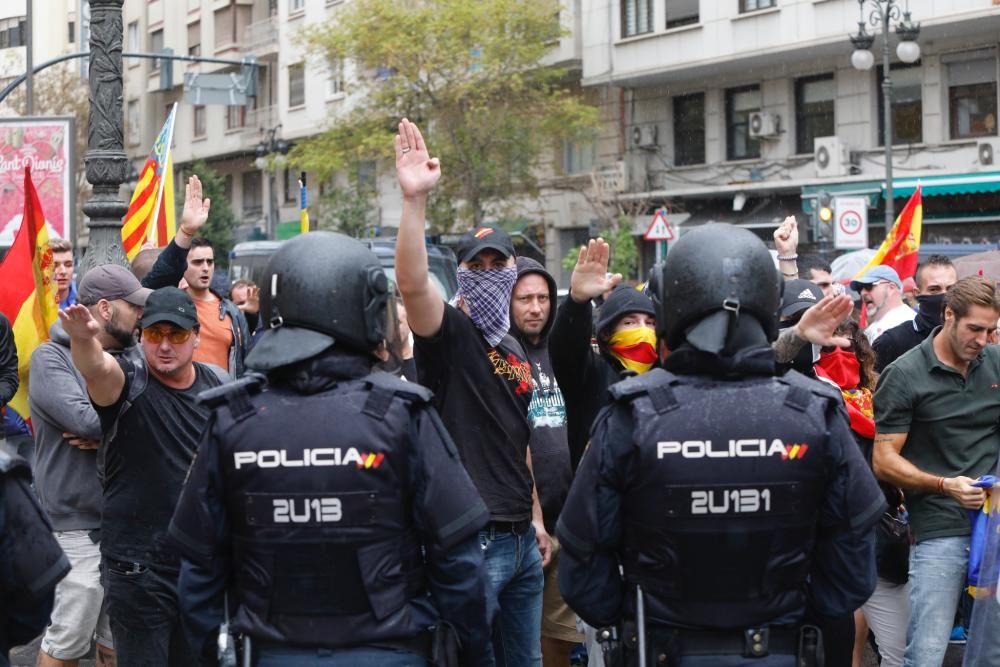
[817,191,833,223]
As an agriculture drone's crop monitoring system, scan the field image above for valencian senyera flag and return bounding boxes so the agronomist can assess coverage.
[0,167,60,421]
[299,172,310,236]
[121,103,178,261]
[854,184,923,283]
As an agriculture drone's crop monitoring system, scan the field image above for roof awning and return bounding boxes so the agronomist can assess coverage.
[889,171,1000,198]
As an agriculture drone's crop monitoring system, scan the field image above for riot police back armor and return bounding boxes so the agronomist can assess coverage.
[652,224,783,350]
[251,232,389,370]
[608,367,840,630]
[208,371,435,648]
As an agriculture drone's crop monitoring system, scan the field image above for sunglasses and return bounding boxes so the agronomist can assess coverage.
[142,328,193,344]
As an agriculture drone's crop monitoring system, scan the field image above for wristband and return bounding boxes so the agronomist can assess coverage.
[937,476,946,495]
[776,254,798,261]
[782,271,799,278]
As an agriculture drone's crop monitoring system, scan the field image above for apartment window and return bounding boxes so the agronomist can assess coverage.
[877,63,922,145]
[242,171,262,215]
[795,74,835,154]
[741,0,776,12]
[187,21,201,56]
[666,0,698,29]
[127,21,139,52]
[226,105,246,130]
[126,99,140,146]
[673,92,705,165]
[283,168,299,203]
[622,0,653,38]
[726,85,761,160]
[0,17,26,49]
[327,58,344,96]
[214,1,251,50]
[290,0,305,13]
[947,53,997,139]
[562,138,597,174]
[288,63,305,107]
[149,28,163,54]
[68,21,75,44]
[193,105,206,137]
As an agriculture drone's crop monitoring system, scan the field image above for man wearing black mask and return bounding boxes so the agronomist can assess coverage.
[873,256,957,372]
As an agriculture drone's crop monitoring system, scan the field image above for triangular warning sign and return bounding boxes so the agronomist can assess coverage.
[644,210,674,241]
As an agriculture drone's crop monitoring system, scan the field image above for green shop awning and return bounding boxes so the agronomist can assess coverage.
[889,171,1000,198]
[800,181,882,214]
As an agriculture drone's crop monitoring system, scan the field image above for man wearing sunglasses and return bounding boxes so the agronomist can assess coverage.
[850,266,915,344]
[60,286,228,666]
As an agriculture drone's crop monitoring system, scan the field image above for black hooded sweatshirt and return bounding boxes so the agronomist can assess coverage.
[549,285,655,471]
[509,258,572,534]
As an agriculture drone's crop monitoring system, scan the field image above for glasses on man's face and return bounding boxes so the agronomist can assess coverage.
[142,328,193,344]
[860,281,889,292]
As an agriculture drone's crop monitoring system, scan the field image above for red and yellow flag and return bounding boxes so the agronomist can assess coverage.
[121,103,177,261]
[854,185,923,282]
[0,168,60,420]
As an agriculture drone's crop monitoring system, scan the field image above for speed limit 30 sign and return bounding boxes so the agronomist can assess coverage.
[833,196,868,250]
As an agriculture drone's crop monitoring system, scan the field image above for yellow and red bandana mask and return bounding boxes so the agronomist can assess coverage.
[608,326,658,374]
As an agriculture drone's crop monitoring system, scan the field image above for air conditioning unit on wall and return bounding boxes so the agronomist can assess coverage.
[631,124,659,150]
[748,111,779,139]
[977,138,1000,166]
[814,136,850,178]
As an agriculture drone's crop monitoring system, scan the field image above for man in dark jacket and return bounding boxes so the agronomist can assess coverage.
[550,239,657,470]
[509,257,582,665]
[873,255,957,372]
[0,313,17,437]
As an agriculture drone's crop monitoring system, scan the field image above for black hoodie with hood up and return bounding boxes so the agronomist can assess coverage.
[509,258,572,534]
[549,285,655,471]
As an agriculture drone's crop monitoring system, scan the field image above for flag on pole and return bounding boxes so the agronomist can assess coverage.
[0,168,60,420]
[853,184,923,283]
[299,172,310,235]
[121,103,178,261]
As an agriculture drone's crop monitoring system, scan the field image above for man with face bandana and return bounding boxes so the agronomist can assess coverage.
[873,255,957,372]
[549,239,657,472]
[557,224,884,667]
[394,119,550,667]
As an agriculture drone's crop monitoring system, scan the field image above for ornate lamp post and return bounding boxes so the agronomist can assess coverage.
[80,0,129,273]
[849,0,921,234]
[254,125,289,240]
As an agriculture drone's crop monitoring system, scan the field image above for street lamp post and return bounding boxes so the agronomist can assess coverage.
[80,0,130,274]
[254,126,289,240]
[849,0,921,235]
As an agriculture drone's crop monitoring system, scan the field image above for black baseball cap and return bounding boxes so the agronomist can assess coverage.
[139,287,199,330]
[779,279,824,319]
[456,227,516,264]
[78,264,152,307]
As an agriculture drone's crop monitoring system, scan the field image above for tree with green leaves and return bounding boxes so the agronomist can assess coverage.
[315,185,376,238]
[561,214,639,281]
[178,161,237,267]
[293,0,598,230]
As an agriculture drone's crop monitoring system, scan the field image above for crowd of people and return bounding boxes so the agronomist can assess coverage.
[0,118,998,667]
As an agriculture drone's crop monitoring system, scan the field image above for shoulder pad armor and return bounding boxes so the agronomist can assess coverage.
[607,367,675,401]
[778,369,843,402]
[365,370,433,404]
[197,372,267,409]
[0,447,30,476]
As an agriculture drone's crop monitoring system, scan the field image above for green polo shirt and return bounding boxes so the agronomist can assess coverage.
[874,327,1000,543]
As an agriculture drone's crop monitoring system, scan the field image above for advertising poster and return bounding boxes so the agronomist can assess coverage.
[0,117,75,246]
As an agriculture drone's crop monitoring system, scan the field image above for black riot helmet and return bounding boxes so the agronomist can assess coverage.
[244,232,389,371]
[652,224,783,352]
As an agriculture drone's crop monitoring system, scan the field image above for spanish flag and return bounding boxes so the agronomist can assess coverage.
[0,168,60,420]
[121,103,177,261]
[854,185,923,283]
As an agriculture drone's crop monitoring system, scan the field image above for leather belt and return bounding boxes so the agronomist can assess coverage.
[484,519,531,537]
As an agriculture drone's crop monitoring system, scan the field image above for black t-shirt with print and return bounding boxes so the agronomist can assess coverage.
[95,358,224,566]
[415,304,535,522]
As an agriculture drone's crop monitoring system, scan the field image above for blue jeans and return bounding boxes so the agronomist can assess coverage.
[255,646,426,666]
[903,536,968,667]
[480,523,544,667]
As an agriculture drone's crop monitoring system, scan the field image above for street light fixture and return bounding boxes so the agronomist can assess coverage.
[254,125,289,240]
[849,0,920,234]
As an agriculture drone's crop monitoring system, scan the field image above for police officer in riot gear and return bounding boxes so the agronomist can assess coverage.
[168,231,496,667]
[557,224,885,666]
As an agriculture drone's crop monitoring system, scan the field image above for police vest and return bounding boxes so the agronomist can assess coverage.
[609,368,837,630]
[207,370,435,648]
